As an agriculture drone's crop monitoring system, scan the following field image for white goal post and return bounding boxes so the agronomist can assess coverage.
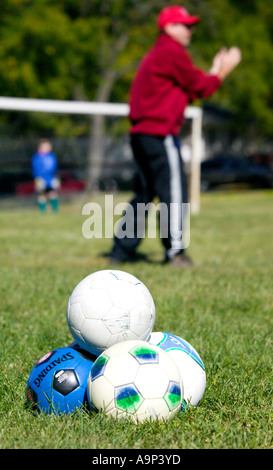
[0,96,202,213]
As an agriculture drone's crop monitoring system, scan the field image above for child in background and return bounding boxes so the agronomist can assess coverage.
[32,139,60,212]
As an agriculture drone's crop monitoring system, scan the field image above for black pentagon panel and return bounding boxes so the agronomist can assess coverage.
[53,369,79,396]
[26,386,39,410]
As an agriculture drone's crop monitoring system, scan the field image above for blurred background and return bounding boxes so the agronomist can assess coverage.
[0,0,272,200]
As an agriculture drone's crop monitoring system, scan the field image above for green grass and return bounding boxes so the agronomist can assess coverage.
[0,190,272,449]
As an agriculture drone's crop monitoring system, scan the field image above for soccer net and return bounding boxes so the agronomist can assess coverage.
[0,96,202,213]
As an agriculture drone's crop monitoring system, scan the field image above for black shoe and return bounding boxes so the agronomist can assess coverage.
[164,253,194,267]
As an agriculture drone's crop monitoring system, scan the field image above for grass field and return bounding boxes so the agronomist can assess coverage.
[0,189,272,450]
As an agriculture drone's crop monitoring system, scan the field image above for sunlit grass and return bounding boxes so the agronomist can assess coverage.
[0,189,272,449]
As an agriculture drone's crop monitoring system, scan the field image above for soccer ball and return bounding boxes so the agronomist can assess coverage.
[66,270,156,356]
[26,345,96,414]
[87,340,183,423]
[149,332,206,408]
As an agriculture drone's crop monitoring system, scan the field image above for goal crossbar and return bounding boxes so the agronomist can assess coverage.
[0,96,202,118]
[0,96,202,213]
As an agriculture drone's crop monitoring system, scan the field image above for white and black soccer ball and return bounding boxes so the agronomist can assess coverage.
[66,270,156,356]
[87,340,183,423]
[149,332,206,408]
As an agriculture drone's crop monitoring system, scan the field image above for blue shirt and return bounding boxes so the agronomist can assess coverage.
[32,151,58,187]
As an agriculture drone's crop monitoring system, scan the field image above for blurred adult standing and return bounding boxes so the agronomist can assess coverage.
[110,5,241,266]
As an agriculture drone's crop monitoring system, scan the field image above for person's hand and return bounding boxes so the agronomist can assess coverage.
[209,47,227,75]
[210,47,242,80]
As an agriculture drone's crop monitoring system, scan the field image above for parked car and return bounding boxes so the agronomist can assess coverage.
[200,155,273,191]
[0,170,32,195]
[15,170,86,196]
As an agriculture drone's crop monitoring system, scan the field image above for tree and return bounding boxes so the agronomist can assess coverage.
[76,0,167,189]
[0,0,166,188]
[191,0,273,137]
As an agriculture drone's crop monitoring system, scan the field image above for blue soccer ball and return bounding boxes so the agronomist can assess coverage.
[26,345,96,414]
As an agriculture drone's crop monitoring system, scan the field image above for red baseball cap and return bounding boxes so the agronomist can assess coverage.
[158,6,200,30]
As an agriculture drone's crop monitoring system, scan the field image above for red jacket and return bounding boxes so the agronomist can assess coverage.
[129,33,221,136]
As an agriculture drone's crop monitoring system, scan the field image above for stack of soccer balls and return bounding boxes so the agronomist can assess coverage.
[26,270,206,422]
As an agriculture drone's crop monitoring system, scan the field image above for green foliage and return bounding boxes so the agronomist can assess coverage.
[192,0,273,135]
[0,189,272,448]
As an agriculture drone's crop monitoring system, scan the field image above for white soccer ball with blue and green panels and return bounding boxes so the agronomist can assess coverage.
[149,332,206,409]
[87,340,183,423]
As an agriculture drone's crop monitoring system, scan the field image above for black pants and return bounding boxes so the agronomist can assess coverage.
[111,134,188,261]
